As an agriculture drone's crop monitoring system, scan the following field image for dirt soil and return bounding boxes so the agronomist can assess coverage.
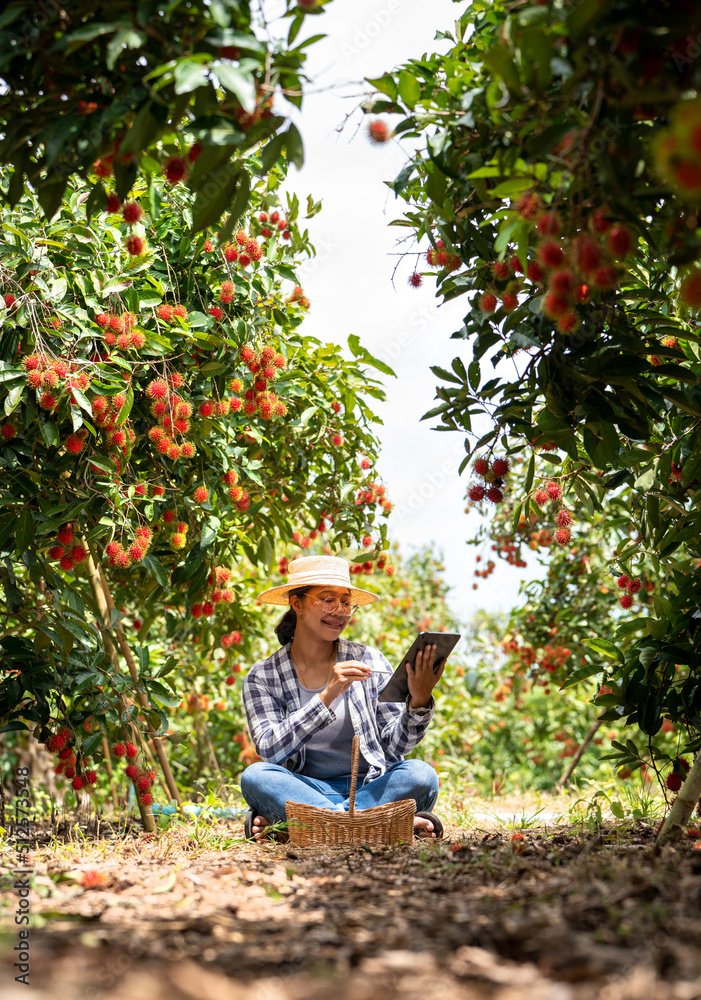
[2,818,701,1000]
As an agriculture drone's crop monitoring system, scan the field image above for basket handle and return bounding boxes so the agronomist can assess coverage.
[348,734,360,816]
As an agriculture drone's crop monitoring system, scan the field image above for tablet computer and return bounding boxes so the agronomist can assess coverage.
[377,631,461,703]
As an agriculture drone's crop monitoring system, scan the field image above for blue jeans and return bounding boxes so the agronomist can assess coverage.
[240,759,439,825]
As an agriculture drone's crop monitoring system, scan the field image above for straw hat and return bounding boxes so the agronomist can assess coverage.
[257,555,379,606]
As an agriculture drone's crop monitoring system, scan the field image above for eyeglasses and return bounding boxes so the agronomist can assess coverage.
[305,596,359,616]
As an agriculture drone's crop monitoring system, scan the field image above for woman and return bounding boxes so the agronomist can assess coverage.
[241,554,445,843]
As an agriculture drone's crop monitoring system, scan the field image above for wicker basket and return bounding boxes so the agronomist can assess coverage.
[285,735,415,847]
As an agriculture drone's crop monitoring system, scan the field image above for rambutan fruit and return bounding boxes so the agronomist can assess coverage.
[57,526,73,546]
[527,260,544,283]
[666,772,682,792]
[538,242,565,269]
[130,330,145,349]
[115,551,132,568]
[105,542,121,561]
[156,304,172,322]
[64,433,84,454]
[533,489,548,506]
[480,293,497,313]
[557,312,579,333]
[238,253,251,267]
[408,272,423,288]
[487,486,504,504]
[167,443,181,460]
[493,261,511,280]
[125,234,146,256]
[106,194,121,214]
[546,481,562,501]
[593,266,618,290]
[555,509,572,527]
[555,527,571,545]
[27,370,43,388]
[48,545,64,560]
[128,542,146,562]
[619,594,633,609]
[536,212,560,236]
[125,763,138,779]
[367,119,390,143]
[608,225,632,258]
[122,202,143,224]
[193,486,208,503]
[501,293,518,311]
[125,742,138,758]
[468,484,486,502]
[628,578,642,594]
[172,305,188,320]
[39,392,57,410]
[164,156,188,184]
[146,379,168,400]
[224,245,239,262]
[492,457,509,477]
[69,545,87,563]
[209,306,223,322]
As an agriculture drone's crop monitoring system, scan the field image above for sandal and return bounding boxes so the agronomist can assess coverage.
[414,811,444,840]
[243,808,289,843]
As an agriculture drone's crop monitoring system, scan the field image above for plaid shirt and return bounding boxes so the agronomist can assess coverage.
[242,637,435,785]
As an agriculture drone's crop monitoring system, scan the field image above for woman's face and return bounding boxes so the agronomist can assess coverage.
[291,585,354,639]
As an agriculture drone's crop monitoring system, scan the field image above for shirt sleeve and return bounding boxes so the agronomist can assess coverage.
[242,666,336,765]
[360,646,435,760]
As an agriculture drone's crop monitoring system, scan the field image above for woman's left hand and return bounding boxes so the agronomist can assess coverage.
[406,645,445,710]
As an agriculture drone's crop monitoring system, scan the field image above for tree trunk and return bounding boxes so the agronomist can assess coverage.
[94,559,183,808]
[82,544,157,832]
[556,718,603,790]
[655,751,701,850]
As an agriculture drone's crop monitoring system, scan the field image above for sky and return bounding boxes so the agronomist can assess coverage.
[261,0,544,623]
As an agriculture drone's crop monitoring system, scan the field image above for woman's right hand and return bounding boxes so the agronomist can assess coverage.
[320,659,371,706]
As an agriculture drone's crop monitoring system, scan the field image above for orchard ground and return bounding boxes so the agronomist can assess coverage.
[3,783,701,1000]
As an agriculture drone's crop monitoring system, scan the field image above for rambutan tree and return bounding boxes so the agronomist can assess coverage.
[0,149,393,827]
[374,0,701,841]
[0,0,320,233]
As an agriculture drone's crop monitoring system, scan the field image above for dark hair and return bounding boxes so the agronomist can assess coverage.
[275,586,312,646]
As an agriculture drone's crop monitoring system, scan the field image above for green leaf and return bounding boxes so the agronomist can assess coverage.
[37,174,69,221]
[560,662,603,688]
[366,75,399,101]
[259,133,286,175]
[286,123,304,170]
[15,509,34,554]
[584,638,625,664]
[146,679,181,709]
[40,415,59,449]
[191,163,242,235]
[398,71,421,108]
[200,516,221,548]
[214,62,256,111]
[4,382,24,416]
[174,59,209,95]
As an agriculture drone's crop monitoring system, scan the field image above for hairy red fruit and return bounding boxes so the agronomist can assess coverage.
[1,423,17,440]
[172,305,188,319]
[491,457,509,477]
[666,772,682,792]
[193,486,209,503]
[493,261,510,280]
[536,212,560,236]
[125,764,138,779]
[164,156,188,184]
[555,509,572,527]
[48,545,64,560]
[368,120,390,143]
[593,266,618,290]
[608,225,632,258]
[546,481,562,501]
[408,272,423,288]
[533,489,548,506]
[125,234,146,256]
[125,742,138,758]
[549,270,574,296]
[501,292,518,312]
[619,594,633,609]
[544,292,570,319]
[557,312,579,333]
[224,245,238,262]
[555,527,571,545]
[469,484,486,502]
[156,304,172,322]
[487,486,504,504]
[515,191,541,219]
[527,260,544,282]
[122,202,143,224]
[628,578,642,594]
[617,574,630,589]
[538,242,565,269]
[71,776,84,790]
[480,293,497,313]
[84,770,97,785]
[146,379,168,400]
[69,544,87,563]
